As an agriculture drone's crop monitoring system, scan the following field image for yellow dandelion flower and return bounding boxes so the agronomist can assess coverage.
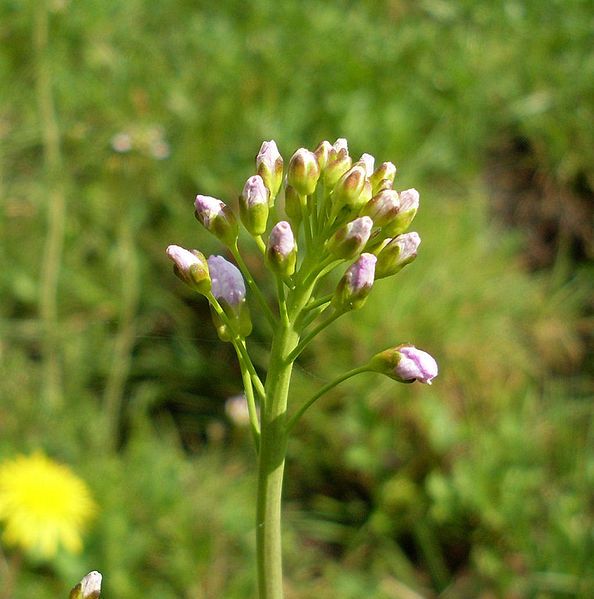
[0,452,96,559]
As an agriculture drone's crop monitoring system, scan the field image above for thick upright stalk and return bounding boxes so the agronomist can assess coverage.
[256,323,297,599]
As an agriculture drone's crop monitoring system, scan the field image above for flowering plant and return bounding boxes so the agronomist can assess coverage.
[167,139,437,598]
[0,452,96,559]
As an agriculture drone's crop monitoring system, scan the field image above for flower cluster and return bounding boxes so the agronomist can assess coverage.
[167,139,432,355]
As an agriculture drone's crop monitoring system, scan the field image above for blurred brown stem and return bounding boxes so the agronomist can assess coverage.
[34,0,66,410]
[0,549,22,599]
[103,216,139,450]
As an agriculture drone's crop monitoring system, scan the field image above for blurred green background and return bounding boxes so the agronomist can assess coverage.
[1,0,593,597]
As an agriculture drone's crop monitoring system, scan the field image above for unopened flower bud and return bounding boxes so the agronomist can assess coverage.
[374,232,420,279]
[266,221,297,276]
[256,140,284,203]
[207,255,252,341]
[166,245,211,293]
[283,184,303,228]
[369,161,397,195]
[361,189,400,227]
[288,148,320,196]
[314,140,333,171]
[373,178,394,194]
[359,153,375,177]
[382,188,419,237]
[324,147,352,189]
[70,571,102,599]
[332,253,377,312]
[333,138,348,153]
[239,175,269,235]
[326,216,373,259]
[368,345,438,385]
[332,163,372,211]
[194,195,238,246]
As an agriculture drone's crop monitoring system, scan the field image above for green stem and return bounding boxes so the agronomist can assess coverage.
[206,292,266,401]
[286,365,369,432]
[286,310,342,363]
[255,235,267,255]
[235,342,261,449]
[276,278,289,327]
[413,520,450,591]
[256,326,295,599]
[231,243,277,328]
[299,195,313,248]
[256,282,314,599]
[309,193,319,235]
[303,293,332,313]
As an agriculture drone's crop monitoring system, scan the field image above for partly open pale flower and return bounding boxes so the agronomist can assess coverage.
[207,255,251,340]
[207,255,246,307]
[394,346,438,384]
[369,345,438,385]
[0,453,96,558]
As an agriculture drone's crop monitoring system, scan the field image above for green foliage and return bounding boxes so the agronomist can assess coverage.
[0,0,592,597]
[285,194,592,596]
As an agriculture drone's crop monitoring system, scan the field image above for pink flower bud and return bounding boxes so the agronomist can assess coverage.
[332,252,377,312]
[359,153,375,177]
[266,221,297,276]
[369,345,438,385]
[333,138,348,153]
[326,216,373,259]
[256,140,284,202]
[166,245,211,293]
[323,147,353,188]
[332,163,372,210]
[369,161,397,194]
[361,189,400,227]
[314,140,333,170]
[375,232,420,279]
[382,188,420,237]
[288,148,320,196]
[194,195,238,246]
[239,175,269,235]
